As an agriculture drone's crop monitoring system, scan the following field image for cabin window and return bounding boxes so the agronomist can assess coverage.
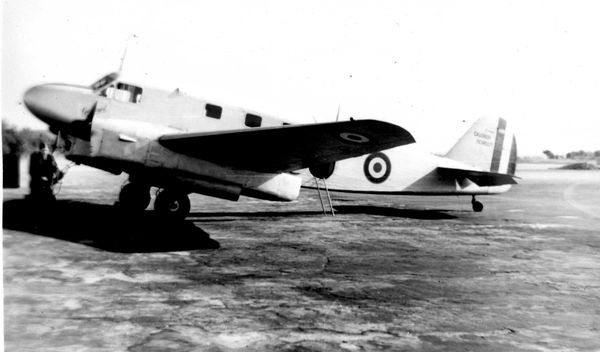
[205,104,222,119]
[245,114,262,128]
[110,83,143,103]
[102,85,115,98]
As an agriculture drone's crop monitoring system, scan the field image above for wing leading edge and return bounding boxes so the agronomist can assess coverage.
[159,120,415,173]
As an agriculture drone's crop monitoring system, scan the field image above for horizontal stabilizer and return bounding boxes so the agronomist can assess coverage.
[159,120,415,173]
[437,167,518,187]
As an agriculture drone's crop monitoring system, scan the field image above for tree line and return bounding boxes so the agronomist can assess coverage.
[543,149,600,160]
[2,121,55,155]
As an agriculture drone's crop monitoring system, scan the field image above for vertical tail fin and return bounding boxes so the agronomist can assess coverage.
[445,117,517,175]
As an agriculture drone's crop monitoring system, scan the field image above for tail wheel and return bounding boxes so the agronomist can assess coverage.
[471,196,484,212]
[154,189,191,219]
[118,183,150,211]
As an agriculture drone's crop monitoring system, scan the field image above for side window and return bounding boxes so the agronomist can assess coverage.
[205,104,222,119]
[103,85,115,98]
[110,83,143,103]
[245,114,262,128]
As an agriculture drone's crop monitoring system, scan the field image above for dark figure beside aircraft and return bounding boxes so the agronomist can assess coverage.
[28,142,62,202]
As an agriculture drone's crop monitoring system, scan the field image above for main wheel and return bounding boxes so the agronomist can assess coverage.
[118,183,150,211]
[154,189,191,219]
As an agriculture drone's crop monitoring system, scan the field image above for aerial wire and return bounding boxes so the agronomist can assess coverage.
[119,34,139,75]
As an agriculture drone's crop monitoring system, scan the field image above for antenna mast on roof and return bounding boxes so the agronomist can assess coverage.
[119,34,139,74]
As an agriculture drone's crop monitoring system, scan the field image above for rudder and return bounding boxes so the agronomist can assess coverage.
[445,117,517,175]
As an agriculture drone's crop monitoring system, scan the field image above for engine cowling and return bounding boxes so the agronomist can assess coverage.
[309,162,335,179]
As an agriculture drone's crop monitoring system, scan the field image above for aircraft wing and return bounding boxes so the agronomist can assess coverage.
[159,119,415,173]
[437,167,519,186]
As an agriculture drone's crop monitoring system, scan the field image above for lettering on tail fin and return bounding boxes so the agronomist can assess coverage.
[445,117,517,173]
[490,118,507,172]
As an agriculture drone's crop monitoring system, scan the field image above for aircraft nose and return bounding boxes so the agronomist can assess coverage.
[23,84,95,128]
[23,84,71,125]
[23,85,46,117]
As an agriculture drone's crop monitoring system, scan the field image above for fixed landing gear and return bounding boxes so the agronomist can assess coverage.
[154,189,190,219]
[118,182,150,211]
[471,195,484,212]
[117,180,191,219]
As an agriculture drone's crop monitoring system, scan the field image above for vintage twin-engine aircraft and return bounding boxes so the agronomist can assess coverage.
[303,116,518,212]
[23,72,415,217]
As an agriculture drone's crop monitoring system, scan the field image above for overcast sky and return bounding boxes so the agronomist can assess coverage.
[2,0,599,156]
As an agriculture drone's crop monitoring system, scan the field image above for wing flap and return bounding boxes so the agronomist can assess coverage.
[437,167,518,186]
[159,120,415,173]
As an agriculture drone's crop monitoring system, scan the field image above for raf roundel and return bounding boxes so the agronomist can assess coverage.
[339,132,370,144]
[363,152,391,184]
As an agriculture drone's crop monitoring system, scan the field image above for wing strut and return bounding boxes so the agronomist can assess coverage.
[314,177,335,216]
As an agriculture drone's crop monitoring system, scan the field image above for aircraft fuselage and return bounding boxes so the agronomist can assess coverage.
[25,81,301,202]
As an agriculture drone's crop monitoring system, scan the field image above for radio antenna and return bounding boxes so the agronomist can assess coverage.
[119,34,138,74]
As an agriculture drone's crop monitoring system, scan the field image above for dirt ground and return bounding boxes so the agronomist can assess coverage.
[3,163,600,351]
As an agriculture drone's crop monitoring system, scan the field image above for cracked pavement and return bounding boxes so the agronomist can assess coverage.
[3,163,600,351]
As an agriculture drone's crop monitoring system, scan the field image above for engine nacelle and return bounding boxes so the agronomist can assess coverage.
[309,162,336,179]
[63,118,302,202]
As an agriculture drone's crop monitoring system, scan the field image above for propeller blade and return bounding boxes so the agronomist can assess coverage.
[69,102,97,141]
[53,130,60,152]
[85,102,97,122]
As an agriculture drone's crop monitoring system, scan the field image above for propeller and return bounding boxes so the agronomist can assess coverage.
[84,101,97,123]
[52,129,60,152]
[69,101,97,141]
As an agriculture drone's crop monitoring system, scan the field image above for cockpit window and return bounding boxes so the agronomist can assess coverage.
[103,82,143,103]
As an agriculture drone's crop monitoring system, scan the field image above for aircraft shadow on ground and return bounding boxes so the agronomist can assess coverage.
[334,205,458,219]
[187,205,457,220]
[2,199,220,253]
[187,210,324,220]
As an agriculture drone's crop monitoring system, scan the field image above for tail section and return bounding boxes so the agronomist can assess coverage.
[445,117,517,175]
